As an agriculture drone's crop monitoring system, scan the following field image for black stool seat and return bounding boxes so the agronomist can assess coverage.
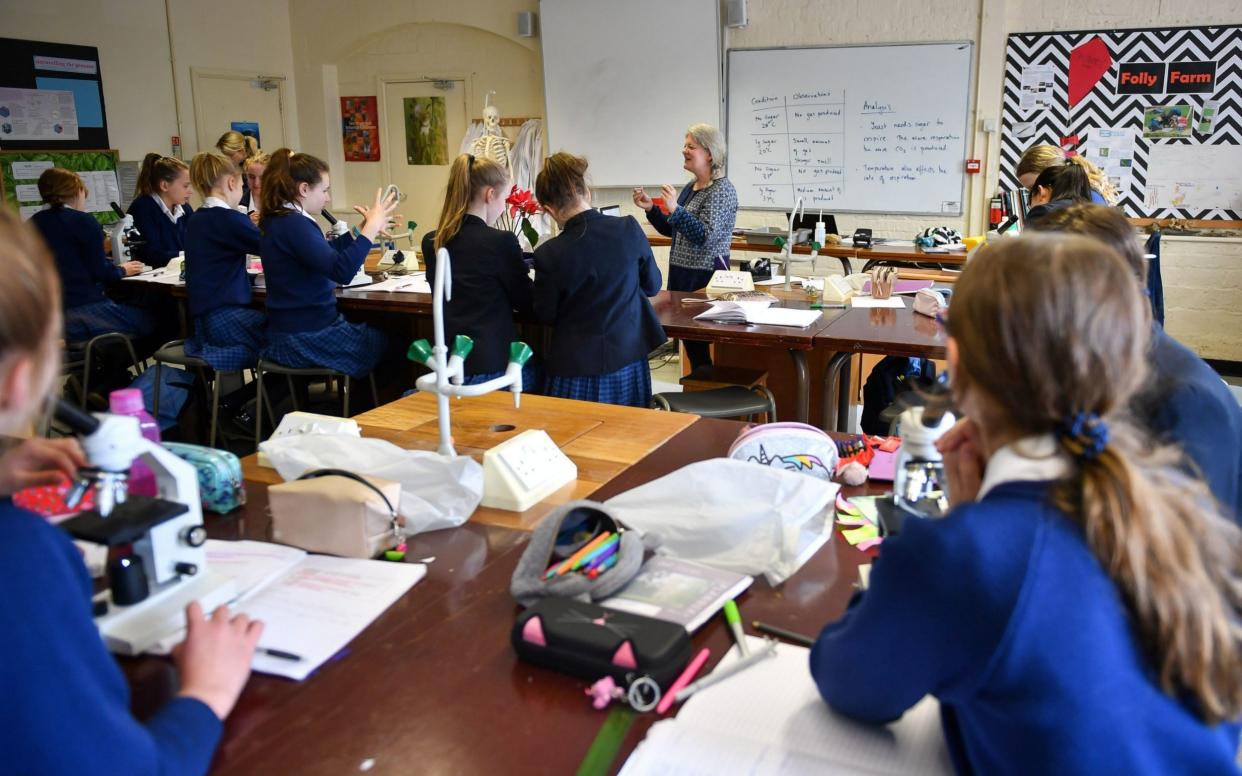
[153,340,208,368]
[652,386,776,420]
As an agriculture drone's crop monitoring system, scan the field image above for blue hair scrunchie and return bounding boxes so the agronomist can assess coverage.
[1060,411,1110,461]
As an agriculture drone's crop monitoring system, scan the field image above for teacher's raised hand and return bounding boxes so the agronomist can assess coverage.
[660,184,679,213]
[631,187,653,210]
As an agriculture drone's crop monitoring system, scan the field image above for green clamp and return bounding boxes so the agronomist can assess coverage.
[773,236,787,249]
[407,338,433,364]
[407,219,418,232]
[811,241,822,251]
[509,341,533,366]
[452,335,475,360]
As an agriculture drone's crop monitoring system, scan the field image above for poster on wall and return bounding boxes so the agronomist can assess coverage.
[230,121,260,148]
[341,96,379,162]
[1142,104,1193,139]
[0,87,79,141]
[404,97,447,166]
[1082,127,1137,194]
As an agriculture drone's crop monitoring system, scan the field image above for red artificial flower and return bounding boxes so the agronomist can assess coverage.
[506,186,540,218]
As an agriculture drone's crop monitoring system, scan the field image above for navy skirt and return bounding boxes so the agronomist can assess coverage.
[185,306,267,372]
[544,359,651,408]
[63,300,154,343]
[263,315,387,379]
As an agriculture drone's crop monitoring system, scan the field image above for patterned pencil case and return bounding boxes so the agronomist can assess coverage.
[512,597,692,689]
[728,422,840,481]
[162,442,246,514]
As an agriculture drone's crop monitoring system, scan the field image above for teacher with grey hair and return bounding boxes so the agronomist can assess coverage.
[633,123,738,371]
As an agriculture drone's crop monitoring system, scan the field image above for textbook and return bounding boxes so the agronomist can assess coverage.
[600,556,753,633]
[621,639,952,775]
[694,300,822,329]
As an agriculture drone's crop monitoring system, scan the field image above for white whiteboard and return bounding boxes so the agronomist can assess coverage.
[539,0,721,187]
[727,44,973,214]
[1144,144,1242,212]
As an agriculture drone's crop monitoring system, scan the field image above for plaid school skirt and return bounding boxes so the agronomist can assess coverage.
[184,306,267,372]
[462,362,543,394]
[63,300,154,343]
[544,359,651,408]
[262,315,387,379]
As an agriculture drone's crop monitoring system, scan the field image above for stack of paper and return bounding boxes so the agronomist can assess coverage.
[621,640,952,775]
[366,274,432,293]
[695,301,822,329]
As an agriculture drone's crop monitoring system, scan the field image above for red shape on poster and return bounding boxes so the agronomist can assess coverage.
[1059,135,1080,156]
[341,96,380,162]
[1067,37,1111,108]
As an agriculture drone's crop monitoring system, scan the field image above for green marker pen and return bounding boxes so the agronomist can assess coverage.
[723,599,750,658]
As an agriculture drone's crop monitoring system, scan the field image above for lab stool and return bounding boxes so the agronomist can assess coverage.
[675,366,775,423]
[652,384,777,422]
[64,332,145,408]
[151,340,241,448]
[254,360,379,447]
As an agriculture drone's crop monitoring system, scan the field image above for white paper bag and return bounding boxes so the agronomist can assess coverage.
[605,458,838,585]
[259,434,483,535]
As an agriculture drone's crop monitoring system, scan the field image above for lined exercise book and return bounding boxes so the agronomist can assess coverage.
[694,300,822,329]
[621,639,952,775]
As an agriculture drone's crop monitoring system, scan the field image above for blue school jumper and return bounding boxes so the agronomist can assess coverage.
[259,210,385,378]
[1139,324,1242,523]
[184,204,265,371]
[422,215,535,380]
[0,499,222,775]
[811,478,1241,775]
[533,210,665,407]
[29,205,152,342]
[127,194,192,268]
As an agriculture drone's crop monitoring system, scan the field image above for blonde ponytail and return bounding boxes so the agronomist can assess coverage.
[1017,143,1117,204]
[189,152,240,199]
[1067,154,1118,205]
[434,154,509,252]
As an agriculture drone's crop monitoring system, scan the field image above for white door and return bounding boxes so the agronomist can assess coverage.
[191,70,287,156]
[381,79,467,243]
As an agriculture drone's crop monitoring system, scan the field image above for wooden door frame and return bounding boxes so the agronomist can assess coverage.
[376,73,474,189]
[189,67,291,155]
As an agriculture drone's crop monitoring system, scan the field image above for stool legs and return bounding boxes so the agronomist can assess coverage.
[255,369,265,450]
[152,362,163,419]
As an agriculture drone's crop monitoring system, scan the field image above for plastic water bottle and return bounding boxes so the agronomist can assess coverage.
[108,388,161,498]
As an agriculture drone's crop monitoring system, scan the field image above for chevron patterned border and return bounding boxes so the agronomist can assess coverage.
[1001,25,1242,220]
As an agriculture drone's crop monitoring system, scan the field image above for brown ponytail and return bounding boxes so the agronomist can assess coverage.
[258,148,328,221]
[948,234,1242,724]
[36,167,86,206]
[136,152,189,197]
[0,206,60,357]
[189,152,241,199]
[535,151,590,211]
[434,154,510,252]
[1030,160,1093,205]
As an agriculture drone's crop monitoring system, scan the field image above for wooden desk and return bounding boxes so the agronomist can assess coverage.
[148,417,879,775]
[650,289,843,423]
[815,307,948,431]
[243,392,697,530]
[646,233,965,268]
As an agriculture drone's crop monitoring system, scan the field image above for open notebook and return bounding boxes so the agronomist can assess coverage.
[621,639,952,775]
[694,300,823,329]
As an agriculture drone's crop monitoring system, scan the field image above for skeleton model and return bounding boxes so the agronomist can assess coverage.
[470,91,513,175]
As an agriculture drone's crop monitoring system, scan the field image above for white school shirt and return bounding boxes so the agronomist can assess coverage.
[201,196,231,210]
[976,434,1071,500]
[152,193,186,223]
[284,201,319,226]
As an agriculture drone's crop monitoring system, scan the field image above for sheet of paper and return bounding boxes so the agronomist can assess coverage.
[204,540,307,602]
[235,554,425,680]
[80,170,121,214]
[851,296,905,309]
[1082,127,1136,196]
[0,87,79,140]
[366,274,432,293]
[621,640,952,775]
[122,270,183,285]
[11,160,53,180]
[19,204,44,220]
[14,183,41,203]
[755,275,806,286]
[859,563,872,590]
[1019,64,1055,112]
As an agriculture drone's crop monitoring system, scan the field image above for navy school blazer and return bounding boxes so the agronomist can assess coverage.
[422,215,534,375]
[126,194,192,268]
[532,209,665,377]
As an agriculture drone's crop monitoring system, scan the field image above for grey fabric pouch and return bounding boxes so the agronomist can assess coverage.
[510,500,644,608]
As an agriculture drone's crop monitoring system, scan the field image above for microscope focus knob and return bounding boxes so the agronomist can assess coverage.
[183,525,208,548]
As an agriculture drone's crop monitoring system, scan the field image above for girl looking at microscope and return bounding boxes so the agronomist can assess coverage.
[127,153,194,268]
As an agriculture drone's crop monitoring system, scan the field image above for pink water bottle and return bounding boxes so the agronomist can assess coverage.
[108,388,161,497]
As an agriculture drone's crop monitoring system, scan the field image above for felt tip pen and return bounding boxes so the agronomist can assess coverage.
[810,303,846,309]
[586,553,619,579]
[576,534,620,571]
[722,600,750,658]
[257,647,303,662]
[656,647,711,715]
[546,531,613,578]
[674,639,778,702]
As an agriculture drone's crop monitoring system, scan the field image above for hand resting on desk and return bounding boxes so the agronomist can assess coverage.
[174,601,264,720]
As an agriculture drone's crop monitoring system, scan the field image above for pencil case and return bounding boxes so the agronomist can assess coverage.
[161,442,245,514]
[512,597,692,688]
[728,422,839,482]
[510,501,644,607]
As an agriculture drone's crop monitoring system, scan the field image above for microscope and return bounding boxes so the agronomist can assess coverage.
[109,202,145,265]
[55,400,235,656]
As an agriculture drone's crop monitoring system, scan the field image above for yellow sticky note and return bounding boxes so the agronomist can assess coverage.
[842,523,879,546]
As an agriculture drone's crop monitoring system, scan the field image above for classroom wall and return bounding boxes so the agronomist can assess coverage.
[287,0,542,221]
[0,0,299,162]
